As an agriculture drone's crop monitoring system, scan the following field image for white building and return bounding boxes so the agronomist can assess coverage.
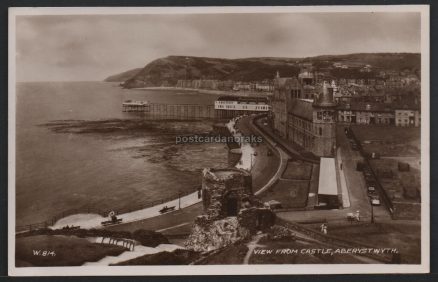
[214,96,270,118]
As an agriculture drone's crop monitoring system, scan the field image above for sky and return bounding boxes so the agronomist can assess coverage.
[15,12,421,82]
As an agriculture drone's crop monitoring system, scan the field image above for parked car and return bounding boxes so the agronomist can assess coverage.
[351,143,359,151]
[367,186,377,196]
[370,196,381,206]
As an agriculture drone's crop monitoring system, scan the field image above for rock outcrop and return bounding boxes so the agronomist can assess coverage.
[185,216,250,252]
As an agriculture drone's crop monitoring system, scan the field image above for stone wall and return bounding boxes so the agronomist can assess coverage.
[238,207,276,234]
[186,168,276,253]
[201,168,253,221]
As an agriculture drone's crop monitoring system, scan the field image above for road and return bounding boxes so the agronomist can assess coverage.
[234,115,286,194]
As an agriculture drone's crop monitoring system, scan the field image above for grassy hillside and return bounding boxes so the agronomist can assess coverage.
[16,235,126,266]
[104,53,420,88]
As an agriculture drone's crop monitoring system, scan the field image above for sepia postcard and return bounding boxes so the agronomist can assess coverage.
[8,5,430,276]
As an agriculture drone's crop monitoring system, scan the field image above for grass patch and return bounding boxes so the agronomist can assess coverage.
[370,159,420,202]
[260,180,309,208]
[282,161,313,180]
[114,249,199,265]
[197,244,249,265]
[351,125,420,157]
[327,222,421,264]
[18,228,170,247]
[16,235,126,267]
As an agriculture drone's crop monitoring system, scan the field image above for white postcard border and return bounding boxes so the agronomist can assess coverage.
[8,5,430,276]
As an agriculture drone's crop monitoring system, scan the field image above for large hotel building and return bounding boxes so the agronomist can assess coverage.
[271,72,337,157]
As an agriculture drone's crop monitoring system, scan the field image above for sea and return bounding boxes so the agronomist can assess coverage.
[15,81,228,226]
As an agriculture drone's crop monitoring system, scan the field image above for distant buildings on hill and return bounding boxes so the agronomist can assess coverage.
[176,79,274,92]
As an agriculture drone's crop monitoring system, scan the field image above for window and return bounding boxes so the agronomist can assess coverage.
[319,127,322,136]
[317,112,322,120]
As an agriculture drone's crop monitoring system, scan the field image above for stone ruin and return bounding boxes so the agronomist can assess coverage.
[185,168,276,252]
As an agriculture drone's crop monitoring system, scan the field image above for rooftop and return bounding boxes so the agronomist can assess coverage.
[318,158,338,196]
[216,95,268,104]
[288,99,314,121]
[338,101,420,112]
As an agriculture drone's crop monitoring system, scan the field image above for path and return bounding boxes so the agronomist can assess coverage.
[337,147,351,208]
[243,234,265,264]
[51,190,203,230]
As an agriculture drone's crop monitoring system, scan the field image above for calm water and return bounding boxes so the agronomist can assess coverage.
[16,81,227,226]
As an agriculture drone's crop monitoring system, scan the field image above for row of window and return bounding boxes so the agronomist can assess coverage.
[216,105,269,110]
[396,111,415,116]
[290,116,323,136]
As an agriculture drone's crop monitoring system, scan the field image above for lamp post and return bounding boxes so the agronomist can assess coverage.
[370,201,374,223]
[178,191,182,210]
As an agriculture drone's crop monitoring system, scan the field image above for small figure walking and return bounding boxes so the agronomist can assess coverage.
[320,223,328,235]
[355,210,361,222]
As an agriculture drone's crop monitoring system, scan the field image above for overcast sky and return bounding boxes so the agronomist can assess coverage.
[15,12,421,82]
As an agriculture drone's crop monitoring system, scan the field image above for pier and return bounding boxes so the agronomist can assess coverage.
[122,100,149,112]
[149,103,216,118]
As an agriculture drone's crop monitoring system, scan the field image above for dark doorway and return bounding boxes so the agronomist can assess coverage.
[370,117,375,124]
[226,194,239,216]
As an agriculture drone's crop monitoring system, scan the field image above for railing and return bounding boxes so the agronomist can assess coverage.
[100,237,136,251]
[16,188,199,233]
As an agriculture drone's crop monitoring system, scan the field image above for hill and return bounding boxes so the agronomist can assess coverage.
[104,53,420,88]
[104,68,143,82]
